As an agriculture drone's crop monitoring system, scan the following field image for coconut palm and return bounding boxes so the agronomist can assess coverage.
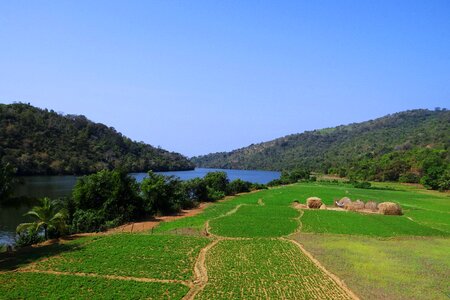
[16,197,67,240]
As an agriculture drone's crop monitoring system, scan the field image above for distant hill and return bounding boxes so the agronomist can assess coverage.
[192,109,449,182]
[0,103,194,175]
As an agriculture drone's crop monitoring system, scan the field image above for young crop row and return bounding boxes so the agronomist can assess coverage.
[301,210,448,237]
[0,272,188,300]
[209,204,299,238]
[197,239,352,299]
[34,234,210,281]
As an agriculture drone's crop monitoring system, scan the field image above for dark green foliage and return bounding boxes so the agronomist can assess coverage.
[15,228,44,248]
[193,109,450,190]
[183,177,208,202]
[0,103,194,175]
[71,170,144,232]
[203,172,229,195]
[228,179,252,195]
[0,161,15,203]
[268,168,312,186]
[352,181,372,189]
[141,171,190,215]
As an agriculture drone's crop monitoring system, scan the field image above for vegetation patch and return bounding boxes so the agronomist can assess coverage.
[34,234,209,281]
[209,205,299,238]
[301,209,447,237]
[197,239,352,299]
[0,272,189,300]
[294,233,450,300]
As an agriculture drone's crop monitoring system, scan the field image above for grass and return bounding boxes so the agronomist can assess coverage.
[301,209,448,237]
[197,239,352,300]
[2,181,449,299]
[209,204,299,237]
[0,272,189,300]
[294,233,450,300]
[34,234,210,281]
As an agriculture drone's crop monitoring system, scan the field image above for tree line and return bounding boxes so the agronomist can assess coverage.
[192,109,450,190]
[13,170,267,246]
[0,103,194,175]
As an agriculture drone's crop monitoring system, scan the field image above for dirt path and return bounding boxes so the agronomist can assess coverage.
[16,269,192,287]
[182,239,219,300]
[110,202,212,233]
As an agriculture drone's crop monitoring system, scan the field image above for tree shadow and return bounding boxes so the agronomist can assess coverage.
[0,238,84,271]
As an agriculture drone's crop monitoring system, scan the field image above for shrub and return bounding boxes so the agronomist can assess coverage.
[141,171,187,215]
[228,179,252,195]
[72,169,143,230]
[71,209,106,232]
[15,228,44,248]
[352,181,372,189]
[203,172,229,196]
[399,172,420,183]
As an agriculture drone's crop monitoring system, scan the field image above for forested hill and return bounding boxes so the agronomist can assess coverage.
[0,103,194,175]
[192,109,450,184]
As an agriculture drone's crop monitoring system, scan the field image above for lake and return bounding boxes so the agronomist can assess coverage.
[0,168,280,245]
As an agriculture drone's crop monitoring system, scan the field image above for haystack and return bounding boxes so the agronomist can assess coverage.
[306,197,323,209]
[344,199,364,211]
[336,197,352,207]
[365,201,378,211]
[319,204,327,210]
[378,202,402,215]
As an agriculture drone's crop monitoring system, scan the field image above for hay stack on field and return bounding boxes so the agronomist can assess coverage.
[344,200,364,211]
[306,197,323,209]
[336,197,352,207]
[319,204,327,210]
[365,201,378,211]
[378,202,402,215]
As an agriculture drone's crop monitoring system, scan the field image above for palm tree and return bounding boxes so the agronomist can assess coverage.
[16,197,67,240]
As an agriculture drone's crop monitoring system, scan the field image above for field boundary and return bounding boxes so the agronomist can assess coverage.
[10,269,192,287]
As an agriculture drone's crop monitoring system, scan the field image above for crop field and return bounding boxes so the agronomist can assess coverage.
[33,234,209,280]
[209,204,299,237]
[197,239,352,299]
[2,181,449,299]
[294,234,450,300]
[301,209,448,237]
[0,272,188,300]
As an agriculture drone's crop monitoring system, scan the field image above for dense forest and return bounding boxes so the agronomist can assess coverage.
[192,109,450,190]
[0,103,194,175]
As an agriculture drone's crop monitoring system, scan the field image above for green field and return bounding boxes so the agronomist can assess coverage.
[294,234,450,300]
[1,182,449,299]
[0,272,189,300]
[198,239,352,299]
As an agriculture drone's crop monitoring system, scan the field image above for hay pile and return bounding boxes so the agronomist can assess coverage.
[344,200,364,211]
[319,204,327,210]
[306,197,323,209]
[337,197,352,207]
[365,201,378,211]
[378,202,402,215]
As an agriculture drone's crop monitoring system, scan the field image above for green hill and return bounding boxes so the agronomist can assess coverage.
[0,103,194,175]
[192,109,449,187]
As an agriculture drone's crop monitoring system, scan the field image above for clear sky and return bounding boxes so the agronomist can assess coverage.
[1,1,449,157]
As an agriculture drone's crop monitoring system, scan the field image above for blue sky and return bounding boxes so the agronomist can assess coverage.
[1,1,449,156]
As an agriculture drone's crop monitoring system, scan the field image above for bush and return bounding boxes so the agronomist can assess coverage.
[352,181,372,189]
[71,169,143,230]
[228,179,252,195]
[141,171,187,215]
[71,209,106,233]
[15,228,44,248]
[203,172,229,196]
[183,178,208,202]
[399,172,420,183]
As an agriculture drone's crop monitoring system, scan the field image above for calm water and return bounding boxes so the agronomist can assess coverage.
[0,168,279,245]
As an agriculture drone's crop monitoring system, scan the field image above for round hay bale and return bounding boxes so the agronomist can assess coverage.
[306,197,322,209]
[353,200,365,210]
[365,201,378,211]
[319,204,327,210]
[378,202,402,215]
[338,197,352,207]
